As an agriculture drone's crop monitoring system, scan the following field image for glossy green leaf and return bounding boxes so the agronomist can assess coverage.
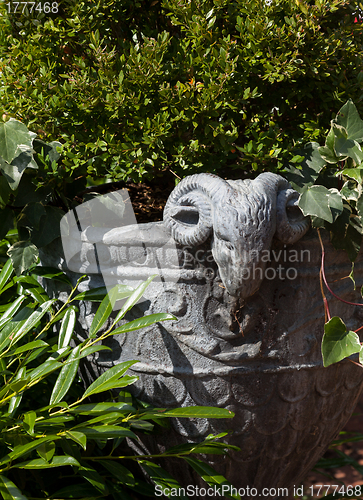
[101,460,135,486]
[139,461,187,499]
[64,430,87,450]
[89,289,114,338]
[17,275,48,303]
[8,367,27,414]
[112,313,176,335]
[13,455,79,469]
[113,275,156,324]
[0,294,27,331]
[0,436,60,465]
[50,483,100,499]
[340,167,363,183]
[82,361,138,398]
[9,299,55,347]
[50,345,81,405]
[78,464,109,495]
[73,425,137,440]
[0,474,28,500]
[0,259,13,292]
[28,360,62,383]
[36,440,55,462]
[7,241,38,276]
[58,307,76,348]
[140,406,235,419]
[23,411,36,435]
[69,401,136,415]
[285,142,326,190]
[12,340,48,356]
[322,317,361,367]
[72,286,108,302]
[30,266,72,285]
[183,457,241,500]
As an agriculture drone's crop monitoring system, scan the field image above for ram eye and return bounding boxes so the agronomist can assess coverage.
[224,241,234,251]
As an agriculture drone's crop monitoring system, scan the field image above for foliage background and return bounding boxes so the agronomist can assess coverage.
[0,0,362,185]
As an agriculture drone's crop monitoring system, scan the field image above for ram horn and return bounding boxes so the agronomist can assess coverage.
[163,173,231,246]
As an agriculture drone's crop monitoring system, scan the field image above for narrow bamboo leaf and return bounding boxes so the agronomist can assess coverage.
[100,460,135,486]
[322,317,362,367]
[0,306,33,354]
[50,345,81,405]
[10,299,55,347]
[112,313,177,335]
[8,367,26,414]
[0,436,61,465]
[83,375,138,397]
[113,275,157,324]
[23,411,36,435]
[73,426,137,440]
[58,307,76,348]
[139,461,187,499]
[36,441,55,462]
[13,456,79,469]
[0,259,13,292]
[9,377,30,394]
[0,474,28,500]
[183,457,241,500]
[69,402,135,415]
[64,430,87,450]
[78,464,109,495]
[82,361,138,398]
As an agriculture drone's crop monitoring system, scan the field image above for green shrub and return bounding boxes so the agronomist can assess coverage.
[0,262,237,499]
[0,0,362,183]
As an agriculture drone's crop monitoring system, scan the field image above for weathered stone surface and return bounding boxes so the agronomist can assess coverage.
[40,173,363,499]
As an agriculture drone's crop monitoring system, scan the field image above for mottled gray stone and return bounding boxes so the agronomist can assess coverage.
[40,173,363,499]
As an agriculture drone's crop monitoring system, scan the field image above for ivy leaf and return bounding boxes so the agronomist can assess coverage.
[298,185,343,223]
[322,317,361,367]
[284,142,326,191]
[333,98,363,142]
[331,123,363,163]
[7,241,38,276]
[0,118,33,164]
[318,127,340,164]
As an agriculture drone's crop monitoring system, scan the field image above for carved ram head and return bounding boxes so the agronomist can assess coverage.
[163,173,309,299]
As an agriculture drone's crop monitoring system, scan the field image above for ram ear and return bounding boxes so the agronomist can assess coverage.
[168,205,199,226]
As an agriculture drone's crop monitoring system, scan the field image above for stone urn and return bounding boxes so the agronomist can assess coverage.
[40,173,363,499]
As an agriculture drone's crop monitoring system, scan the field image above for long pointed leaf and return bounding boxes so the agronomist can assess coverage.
[10,299,55,347]
[50,346,81,405]
[0,295,27,331]
[0,475,28,500]
[113,275,156,325]
[58,307,76,348]
[0,259,13,293]
[82,361,138,399]
[112,313,176,336]
[8,367,27,414]
[183,457,241,500]
[0,436,61,466]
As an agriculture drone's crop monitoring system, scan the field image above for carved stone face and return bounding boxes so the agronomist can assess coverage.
[211,202,272,299]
